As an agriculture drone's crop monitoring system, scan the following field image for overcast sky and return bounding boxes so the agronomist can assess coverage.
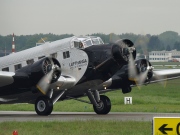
[0,0,180,36]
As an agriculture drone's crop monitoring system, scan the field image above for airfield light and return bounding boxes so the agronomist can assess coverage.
[13,130,18,135]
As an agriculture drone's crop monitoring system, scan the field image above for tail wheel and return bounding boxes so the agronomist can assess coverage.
[93,95,111,115]
[35,96,53,116]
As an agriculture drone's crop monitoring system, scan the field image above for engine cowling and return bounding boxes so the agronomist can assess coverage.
[107,58,153,94]
[16,57,61,85]
[0,57,61,96]
[113,39,136,64]
[134,59,153,82]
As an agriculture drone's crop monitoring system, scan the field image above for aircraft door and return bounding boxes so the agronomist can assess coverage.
[61,49,72,75]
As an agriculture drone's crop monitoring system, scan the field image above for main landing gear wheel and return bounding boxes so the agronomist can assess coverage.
[35,96,53,116]
[93,95,111,115]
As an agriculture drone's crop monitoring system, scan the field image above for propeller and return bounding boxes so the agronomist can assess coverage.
[115,39,136,62]
[109,34,166,88]
[128,52,153,88]
[36,57,61,95]
[109,35,152,87]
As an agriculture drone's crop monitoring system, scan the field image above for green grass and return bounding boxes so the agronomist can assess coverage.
[1,79,179,135]
[151,62,180,65]
[151,62,180,69]
[0,121,151,135]
[1,79,180,113]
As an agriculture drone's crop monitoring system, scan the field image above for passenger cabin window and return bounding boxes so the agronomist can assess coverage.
[38,56,45,59]
[26,59,34,65]
[2,67,9,71]
[14,64,22,71]
[63,51,70,59]
[50,53,57,58]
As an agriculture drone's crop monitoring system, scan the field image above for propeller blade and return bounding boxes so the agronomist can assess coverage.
[137,59,150,85]
[128,56,153,89]
[36,70,53,95]
[128,53,142,89]
[138,70,149,85]
[36,57,61,95]
[128,53,137,81]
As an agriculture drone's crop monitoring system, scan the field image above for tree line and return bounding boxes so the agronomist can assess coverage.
[0,31,180,56]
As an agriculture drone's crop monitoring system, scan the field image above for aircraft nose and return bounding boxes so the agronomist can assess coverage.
[111,44,129,64]
[111,39,136,65]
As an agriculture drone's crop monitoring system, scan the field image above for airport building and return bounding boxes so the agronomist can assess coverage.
[149,50,180,62]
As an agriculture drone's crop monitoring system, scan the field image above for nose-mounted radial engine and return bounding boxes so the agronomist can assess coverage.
[114,39,136,63]
[83,39,136,82]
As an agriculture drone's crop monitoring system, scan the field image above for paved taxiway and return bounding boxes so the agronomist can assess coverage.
[0,111,180,122]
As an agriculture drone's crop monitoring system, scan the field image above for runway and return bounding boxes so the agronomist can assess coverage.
[0,111,180,122]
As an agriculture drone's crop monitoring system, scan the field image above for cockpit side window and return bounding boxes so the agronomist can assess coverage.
[99,38,104,44]
[74,41,84,49]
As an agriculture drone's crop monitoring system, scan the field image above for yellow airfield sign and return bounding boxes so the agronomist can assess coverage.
[153,117,180,135]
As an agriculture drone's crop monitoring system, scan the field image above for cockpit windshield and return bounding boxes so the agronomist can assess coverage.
[85,40,92,46]
[72,36,104,49]
[99,38,104,44]
[77,36,104,48]
[92,38,99,45]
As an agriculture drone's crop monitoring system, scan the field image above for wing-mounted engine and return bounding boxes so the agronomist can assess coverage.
[0,57,61,96]
[29,57,61,84]
[129,59,153,85]
[106,58,153,94]
[16,57,61,85]
[137,59,153,81]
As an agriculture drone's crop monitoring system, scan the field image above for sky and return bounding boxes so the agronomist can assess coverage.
[0,0,180,36]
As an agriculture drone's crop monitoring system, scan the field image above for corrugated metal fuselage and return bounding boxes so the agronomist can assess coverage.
[0,37,90,103]
[0,36,115,104]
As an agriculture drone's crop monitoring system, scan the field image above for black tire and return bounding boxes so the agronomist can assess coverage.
[93,95,111,115]
[35,96,53,116]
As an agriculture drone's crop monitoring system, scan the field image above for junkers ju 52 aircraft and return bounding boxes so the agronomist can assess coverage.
[1,36,180,115]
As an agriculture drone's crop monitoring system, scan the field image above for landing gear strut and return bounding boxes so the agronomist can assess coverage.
[35,96,53,116]
[93,95,111,114]
[86,90,111,115]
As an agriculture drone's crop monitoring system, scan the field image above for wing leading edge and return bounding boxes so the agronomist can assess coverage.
[150,69,180,83]
[0,71,15,87]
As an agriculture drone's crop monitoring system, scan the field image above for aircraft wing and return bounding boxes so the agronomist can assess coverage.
[0,71,15,87]
[0,57,61,97]
[149,69,180,83]
[95,68,180,94]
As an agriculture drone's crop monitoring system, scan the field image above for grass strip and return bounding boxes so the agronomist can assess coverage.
[0,79,180,113]
[0,121,151,135]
